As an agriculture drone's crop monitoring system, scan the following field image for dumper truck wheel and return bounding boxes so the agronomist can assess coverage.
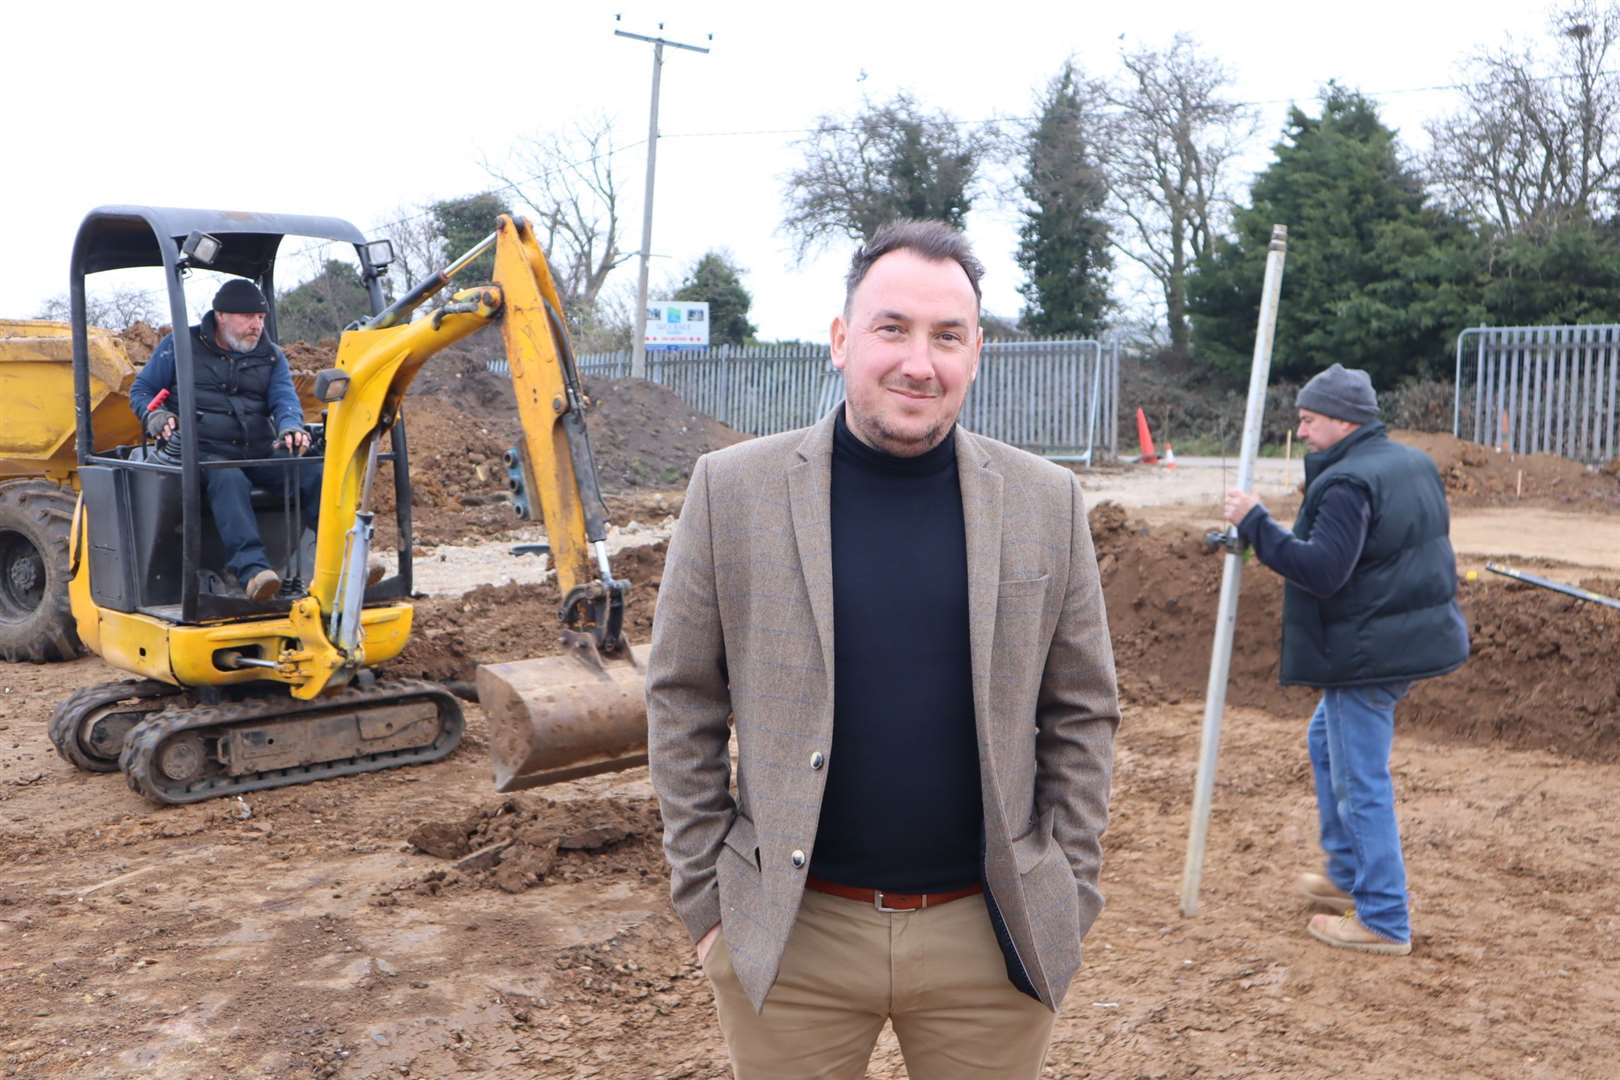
[0,480,82,663]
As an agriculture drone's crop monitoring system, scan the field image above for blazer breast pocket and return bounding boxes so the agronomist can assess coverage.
[997,574,1050,600]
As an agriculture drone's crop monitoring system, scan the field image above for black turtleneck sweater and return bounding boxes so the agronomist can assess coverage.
[810,408,982,892]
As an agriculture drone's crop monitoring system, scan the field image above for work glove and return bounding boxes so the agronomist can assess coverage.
[145,409,178,441]
[277,425,312,455]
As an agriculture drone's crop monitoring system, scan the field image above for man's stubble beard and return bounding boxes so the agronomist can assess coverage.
[847,396,956,458]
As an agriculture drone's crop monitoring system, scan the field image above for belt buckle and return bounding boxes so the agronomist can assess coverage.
[873,890,915,914]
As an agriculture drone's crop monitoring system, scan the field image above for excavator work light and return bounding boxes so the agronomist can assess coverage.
[364,239,395,269]
[180,230,221,266]
[313,367,351,403]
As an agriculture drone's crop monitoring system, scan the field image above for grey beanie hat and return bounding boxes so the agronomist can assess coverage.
[1296,363,1379,424]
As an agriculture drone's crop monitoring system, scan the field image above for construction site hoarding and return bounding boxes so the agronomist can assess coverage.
[643,302,709,351]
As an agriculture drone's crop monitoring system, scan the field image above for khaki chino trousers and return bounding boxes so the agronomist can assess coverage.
[703,886,1058,1079]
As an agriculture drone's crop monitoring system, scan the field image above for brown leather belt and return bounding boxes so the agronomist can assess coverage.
[806,876,982,912]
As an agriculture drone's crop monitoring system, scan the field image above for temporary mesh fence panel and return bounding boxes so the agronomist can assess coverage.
[1454,325,1620,464]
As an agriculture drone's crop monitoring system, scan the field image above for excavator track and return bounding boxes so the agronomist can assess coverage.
[49,679,186,773]
[118,678,464,805]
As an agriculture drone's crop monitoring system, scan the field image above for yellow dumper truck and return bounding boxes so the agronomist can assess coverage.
[0,320,146,661]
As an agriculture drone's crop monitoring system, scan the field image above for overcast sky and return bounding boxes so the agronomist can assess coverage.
[2,0,1558,343]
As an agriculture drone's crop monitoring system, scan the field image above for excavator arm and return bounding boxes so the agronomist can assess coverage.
[311,215,624,655]
[306,214,649,786]
[489,216,628,655]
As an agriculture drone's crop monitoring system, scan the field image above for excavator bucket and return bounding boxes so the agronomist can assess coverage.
[476,643,652,791]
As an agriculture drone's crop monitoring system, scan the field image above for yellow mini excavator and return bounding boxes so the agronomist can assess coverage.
[49,206,648,804]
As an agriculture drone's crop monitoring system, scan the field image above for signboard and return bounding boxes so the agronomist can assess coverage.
[644,301,710,351]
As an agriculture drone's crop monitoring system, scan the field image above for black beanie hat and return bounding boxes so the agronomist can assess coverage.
[212,278,268,314]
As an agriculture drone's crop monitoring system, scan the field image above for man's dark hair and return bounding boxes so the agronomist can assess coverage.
[844,220,984,312]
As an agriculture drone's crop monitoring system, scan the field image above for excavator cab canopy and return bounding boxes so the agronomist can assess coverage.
[67,205,412,625]
[74,205,380,275]
[70,205,392,346]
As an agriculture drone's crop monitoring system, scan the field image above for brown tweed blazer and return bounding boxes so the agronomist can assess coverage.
[646,409,1119,1012]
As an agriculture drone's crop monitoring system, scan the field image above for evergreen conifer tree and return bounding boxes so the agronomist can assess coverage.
[1016,61,1113,338]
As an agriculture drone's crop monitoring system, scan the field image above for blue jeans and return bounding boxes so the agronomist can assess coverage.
[203,459,323,582]
[1308,681,1412,943]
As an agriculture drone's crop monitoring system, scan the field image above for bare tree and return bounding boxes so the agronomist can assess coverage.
[781,92,986,262]
[1426,1,1620,234]
[36,286,160,331]
[572,277,638,355]
[375,204,446,293]
[486,116,635,320]
[1100,35,1254,353]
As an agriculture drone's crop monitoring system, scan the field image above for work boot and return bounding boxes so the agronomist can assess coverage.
[1298,871,1354,912]
[366,560,387,587]
[245,568,282,601]
[1308,912,1411,956]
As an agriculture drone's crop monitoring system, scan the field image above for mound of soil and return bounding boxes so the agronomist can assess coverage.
[1091,503,1620,762]
[581,377,750,489]
[386,399,510,512]
[115,321,165,363]
[1090,503,1313,717]
[326,397,518,548]
[277,336,334,369]
[1406,575,1620,761]
[1394,428,1620,511]
[390,540,666,683]
[402,326,516,412]
[398,367,750,493]
[396,795,664,896]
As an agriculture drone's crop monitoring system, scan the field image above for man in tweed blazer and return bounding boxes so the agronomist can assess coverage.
[648,220,1119,1079]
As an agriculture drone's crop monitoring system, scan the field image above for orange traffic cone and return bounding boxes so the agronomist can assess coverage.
[1135,408,1159,465]
[1163,443,1177,468]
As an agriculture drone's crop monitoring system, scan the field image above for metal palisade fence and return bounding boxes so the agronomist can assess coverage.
[501,338,1120,461]
[1454,325,1620,463]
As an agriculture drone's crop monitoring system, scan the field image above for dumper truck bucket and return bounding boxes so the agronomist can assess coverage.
[476,642,652,790]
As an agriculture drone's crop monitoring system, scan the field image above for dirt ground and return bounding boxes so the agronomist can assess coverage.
[5,367,1620,1077]
[5,492,1619,1079]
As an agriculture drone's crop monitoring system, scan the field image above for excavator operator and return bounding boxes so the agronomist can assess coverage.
[129,278,355,601]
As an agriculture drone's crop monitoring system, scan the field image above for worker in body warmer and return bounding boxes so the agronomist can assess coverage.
[1223,363,1470,956]
[130,279,358,601]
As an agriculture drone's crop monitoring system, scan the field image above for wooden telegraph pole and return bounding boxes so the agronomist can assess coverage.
[616,16,711,380]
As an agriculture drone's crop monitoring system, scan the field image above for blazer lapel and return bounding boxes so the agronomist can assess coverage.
[956,429,1004,773]
[788,412,839,681]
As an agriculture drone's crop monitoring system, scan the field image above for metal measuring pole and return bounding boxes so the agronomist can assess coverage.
[616,19,711,380]
[1180,224,1289,917]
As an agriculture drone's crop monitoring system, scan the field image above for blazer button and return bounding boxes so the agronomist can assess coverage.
[810,751,825,770]
[791,849,806,868]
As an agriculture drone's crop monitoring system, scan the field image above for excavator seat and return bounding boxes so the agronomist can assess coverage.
[79,449,312,620]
